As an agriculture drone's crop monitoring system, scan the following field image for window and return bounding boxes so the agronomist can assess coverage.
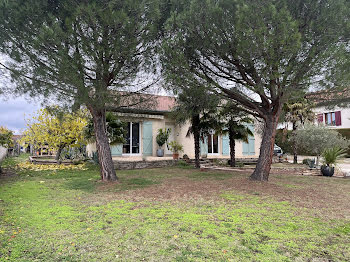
[325,112,336,126]
[323,111,342,126]
[208,132,219,154]
[123,122,140,154]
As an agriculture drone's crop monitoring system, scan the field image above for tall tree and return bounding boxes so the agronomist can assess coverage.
[216,104,254,167]
[281,98,315,164]
[0,0,160,181]
[84,112,127,146]
[162,0,350,181]
[171,86,219,168]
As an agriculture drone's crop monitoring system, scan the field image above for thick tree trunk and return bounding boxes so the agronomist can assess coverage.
[250,114,279,181]
[292,122,298,164]
[229,128,236,167]
[89,107,118,181]
[55,144,65,163]
[192,115,201,169]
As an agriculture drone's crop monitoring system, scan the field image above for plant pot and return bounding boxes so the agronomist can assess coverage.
[156,149,164,157]
[172,153,179,160]
[321,165,335,177]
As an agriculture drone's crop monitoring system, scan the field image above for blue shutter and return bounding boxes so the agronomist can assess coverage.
[242,142,249,155]
[243,124,255,156]
[248,125,255,155]
[222,134,230,156]
[143,121,153,156]
[111,144,122,156]
[200,136,208,156]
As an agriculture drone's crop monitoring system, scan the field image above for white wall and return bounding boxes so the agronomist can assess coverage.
[0,146,8,163]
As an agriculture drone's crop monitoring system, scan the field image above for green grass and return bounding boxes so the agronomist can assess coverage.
[1,155,350,261]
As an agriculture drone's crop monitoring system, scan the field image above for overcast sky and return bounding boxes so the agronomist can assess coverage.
[0,95,41,135]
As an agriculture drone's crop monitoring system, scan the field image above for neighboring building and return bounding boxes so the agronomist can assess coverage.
[87,94,261,160]
[308,90,350,130]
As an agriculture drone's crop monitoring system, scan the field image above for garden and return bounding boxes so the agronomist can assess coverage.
[1,155,350,261]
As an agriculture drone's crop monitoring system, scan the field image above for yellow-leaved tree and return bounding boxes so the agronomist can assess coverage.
[21,107,88,162]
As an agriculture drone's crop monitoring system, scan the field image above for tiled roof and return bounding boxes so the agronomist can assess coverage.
[153,95,176,111]
[306,89,350,106]
[113,93,176,113]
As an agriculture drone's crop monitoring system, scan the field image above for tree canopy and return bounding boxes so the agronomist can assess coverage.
[0,126,13,148]
[162,0,350,180]
[21,108,88,161]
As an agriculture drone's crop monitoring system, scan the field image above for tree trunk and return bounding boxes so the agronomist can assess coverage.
[89,106,118,181]
[250,114,279,181]
[192,115,201,169]
[292,122,298,164]
[55,143,66,163]
[229,128,236,167]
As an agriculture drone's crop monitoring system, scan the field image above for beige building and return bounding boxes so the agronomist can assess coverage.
[87,95,261,160]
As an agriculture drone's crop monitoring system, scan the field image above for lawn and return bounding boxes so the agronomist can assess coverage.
[1,155,350,261]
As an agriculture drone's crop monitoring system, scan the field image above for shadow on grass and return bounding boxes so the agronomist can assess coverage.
[115,177,159,192]
[187,171,237,180]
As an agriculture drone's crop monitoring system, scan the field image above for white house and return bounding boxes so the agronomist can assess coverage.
[307,91,350,130]
[87,94,261,160]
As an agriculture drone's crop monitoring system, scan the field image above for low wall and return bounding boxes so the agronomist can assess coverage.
[114,160,178,170]
[0,146,7,163]
[29,156,75,165]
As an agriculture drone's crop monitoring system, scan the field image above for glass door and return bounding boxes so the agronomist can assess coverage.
[123,122,140,155]
[208,133,219,155]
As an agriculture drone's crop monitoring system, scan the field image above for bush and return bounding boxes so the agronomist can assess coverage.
[302,158,316,168]
[275,129,293,154]
[294,124,350,157]
[176,160,193,169]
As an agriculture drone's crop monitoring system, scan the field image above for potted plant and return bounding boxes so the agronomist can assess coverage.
[321,146,346,177]
[168,141,183,160]
[156,128,170,157]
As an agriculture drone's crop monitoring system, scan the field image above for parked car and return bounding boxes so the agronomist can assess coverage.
[273,144,283,157]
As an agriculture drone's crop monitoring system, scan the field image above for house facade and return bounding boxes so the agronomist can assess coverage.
[315,106,349,129]
[87,95,261,160]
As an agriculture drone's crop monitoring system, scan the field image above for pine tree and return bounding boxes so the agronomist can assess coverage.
[0,0,160,181]
[162,0,350,181]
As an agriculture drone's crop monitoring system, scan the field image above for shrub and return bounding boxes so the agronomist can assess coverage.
[322,146,347,167]
[156,128,171,148]
[168,141,184,153]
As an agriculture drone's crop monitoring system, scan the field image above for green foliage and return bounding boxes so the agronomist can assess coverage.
[275,129,293,154]
[0,126,13,147]
[0,0,160,107]
[176,160,193,169]
[168,141,183,153]
[281,98,315,127]
[156,128,171,147]
[322,146,347,167]
[170,85,220,139]
[84,112,127,145]
[294,124,350,157]
[216,103,254,143]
